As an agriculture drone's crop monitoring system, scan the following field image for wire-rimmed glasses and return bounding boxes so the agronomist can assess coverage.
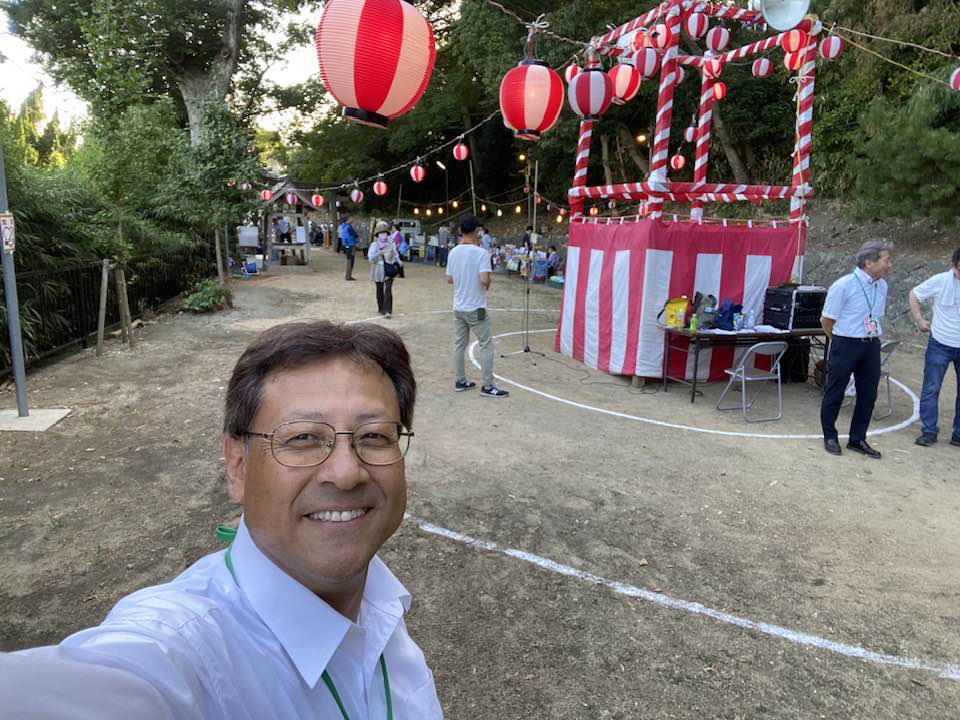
[244,420,414,468]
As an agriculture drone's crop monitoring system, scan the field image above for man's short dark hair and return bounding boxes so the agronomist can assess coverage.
[224,321,417,436]
[460,215,480,235]
[526,225,533,232]
[952,247,960,268]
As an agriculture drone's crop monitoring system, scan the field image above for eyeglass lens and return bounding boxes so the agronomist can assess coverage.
[270,421,408,467]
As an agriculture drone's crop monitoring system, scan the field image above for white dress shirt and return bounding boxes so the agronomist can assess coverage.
[821,267,888,338]
[913,270,960,348]
[6,518,442,719]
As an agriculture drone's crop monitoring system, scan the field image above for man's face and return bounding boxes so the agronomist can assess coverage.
[224,357,406,595]
[865,250,893,279]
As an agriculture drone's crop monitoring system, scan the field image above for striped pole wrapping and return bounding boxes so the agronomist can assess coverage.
[568,181,806,200]
[591,4,666,52]
[789,40,818,280]
[690,70,716,222]
[698,4,761,23]
[720,33,785,64]
[570,120,594,217]
[647,0,683,219]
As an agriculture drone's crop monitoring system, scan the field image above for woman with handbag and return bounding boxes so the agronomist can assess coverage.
[368,220,401,317]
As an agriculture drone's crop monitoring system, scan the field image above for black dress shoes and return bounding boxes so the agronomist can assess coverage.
[824,438,842,456]
[847,440,881,459]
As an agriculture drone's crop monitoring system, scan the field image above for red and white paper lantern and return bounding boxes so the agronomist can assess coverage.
[650,23,672,50]
[589,206,599,216]
[706,27,730,52]
[564,63,581,84]
[311,194,325,207]
[350,187,364,203]
[634,48,660,78]
[670,154,686,171]
[240,182,252,191]
[819,36,845,61]
[712,81,728,100]
[781,29,809,53]
[409,164,426,183]
[499,61,564,141]
[752,57,774,78]
[684,12,709,40]
[607,63,641,105]
[684,125,696,143]
[951,67,960,92]
[607,200,617,210]
[702,58,723,79]
[784,51,803,71]
[316,0,436,129]
[452,142,470,161]
[568,68,614,120]
[259,190,273,201]
[285,191,298,205]
[373,180,389,196]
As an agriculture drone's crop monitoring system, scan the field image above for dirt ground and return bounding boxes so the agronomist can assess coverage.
[2,240,959,719]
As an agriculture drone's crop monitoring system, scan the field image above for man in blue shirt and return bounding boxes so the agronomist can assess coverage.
[338,215,358,281]
[819,240,894,458]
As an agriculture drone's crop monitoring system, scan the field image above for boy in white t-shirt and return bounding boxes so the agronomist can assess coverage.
[446,216,509,398]
[909,247,960,447]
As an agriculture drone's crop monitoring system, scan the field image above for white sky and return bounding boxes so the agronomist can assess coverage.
[0,8,320,132]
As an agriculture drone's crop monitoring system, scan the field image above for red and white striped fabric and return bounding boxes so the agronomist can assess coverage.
[819,36,845,61]
[684,12,708,40]
[500,61,564,140]
[350,188,364,203]
[373,180,389,196]
[555,220,804,379]
[568,69,614,119]
[410,164,426,182]
[315,0,436,128]
[706,26,730,52]
[752,57,773,78]
[607,64,641,105]
[452,142,469,161]
[634,47,660,78]
[952,67,960,92]
[565,63,581,83]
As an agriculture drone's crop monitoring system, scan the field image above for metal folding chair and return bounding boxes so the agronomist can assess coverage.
[715,341,789,422]
[873,340,901,420]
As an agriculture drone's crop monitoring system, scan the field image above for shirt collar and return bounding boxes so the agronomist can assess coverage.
[854,267,878,286]
[229,517,411,688]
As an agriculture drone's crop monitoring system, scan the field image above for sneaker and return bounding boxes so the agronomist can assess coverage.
[454,380,477,392]
[480,385,509,398]
[915,433,938,447]
[951,435,960,447]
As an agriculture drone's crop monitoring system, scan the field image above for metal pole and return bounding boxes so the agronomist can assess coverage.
[532,160,539,234]
[469,160,477,215]
[0,149,29,416]
[396,183,403,219]
[527,159,533,228]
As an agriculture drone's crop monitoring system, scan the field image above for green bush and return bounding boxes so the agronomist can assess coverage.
[182,279,231,313]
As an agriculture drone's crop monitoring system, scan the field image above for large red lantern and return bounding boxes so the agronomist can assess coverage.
[452,142,469,161]
[311,194,325,207]
[784,51,804,71]
[568,68,613,120]
[781,29,809,53]
[285,191,298,205]
[350,188,364,203]
[752,58,774,78]
[315,0,436,129]
[684,12,708,40]
[634,48,660,78]
[373,179,389,196]
[499,61,564,141]
[819,36,845,61]
[706,27,730,52]
[951,67,960,92]
[607,64,641,105]
[259,190,273,201]
[410,163,426,182]
[564,63,581,84]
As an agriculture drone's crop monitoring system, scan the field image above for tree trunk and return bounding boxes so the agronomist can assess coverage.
[461,109,480,175]
[214,227,226,286]
[617,125,650,177]
[600,133,614,186]
[173,0,245,145]
[711,104,752,185]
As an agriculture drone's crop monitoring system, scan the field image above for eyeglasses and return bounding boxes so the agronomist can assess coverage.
[244,420,414,468]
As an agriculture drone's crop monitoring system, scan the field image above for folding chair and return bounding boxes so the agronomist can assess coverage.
[716,341,789,422]
[873,340,901,420]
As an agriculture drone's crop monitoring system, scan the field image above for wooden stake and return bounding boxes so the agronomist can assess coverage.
[115,266,135,349]
[96,259,110,357]
[114,267,128,344]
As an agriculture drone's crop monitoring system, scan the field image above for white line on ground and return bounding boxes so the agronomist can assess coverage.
[469,329,921,440]
[406,514,960,682]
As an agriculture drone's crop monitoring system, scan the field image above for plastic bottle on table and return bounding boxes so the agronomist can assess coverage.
[689,314,698,333]
[745,309,756,329]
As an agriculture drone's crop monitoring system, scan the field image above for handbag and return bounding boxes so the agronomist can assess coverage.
[383,260,400,279]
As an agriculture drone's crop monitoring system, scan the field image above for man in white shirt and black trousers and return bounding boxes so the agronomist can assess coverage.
[820,240,894,458]
[0,321,443,719]
[909,247,960,448]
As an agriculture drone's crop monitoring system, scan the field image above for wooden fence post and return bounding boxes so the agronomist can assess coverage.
[113,267,128,344]
[96,259,110,357]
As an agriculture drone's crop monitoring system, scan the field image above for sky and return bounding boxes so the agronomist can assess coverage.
[0,8,320,132]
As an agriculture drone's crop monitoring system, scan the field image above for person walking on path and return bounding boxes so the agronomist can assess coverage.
[446,216,509,398]
[909,247,960,448]
[479,225,492,253]
[820,239,894,458]
[368,220,401,318]
[338,215,358,280]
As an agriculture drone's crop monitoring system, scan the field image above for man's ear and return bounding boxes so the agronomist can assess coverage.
[223,434,247,504]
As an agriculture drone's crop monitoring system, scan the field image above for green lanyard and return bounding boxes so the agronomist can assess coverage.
[853,272,879,319]
[216,526,393,720]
